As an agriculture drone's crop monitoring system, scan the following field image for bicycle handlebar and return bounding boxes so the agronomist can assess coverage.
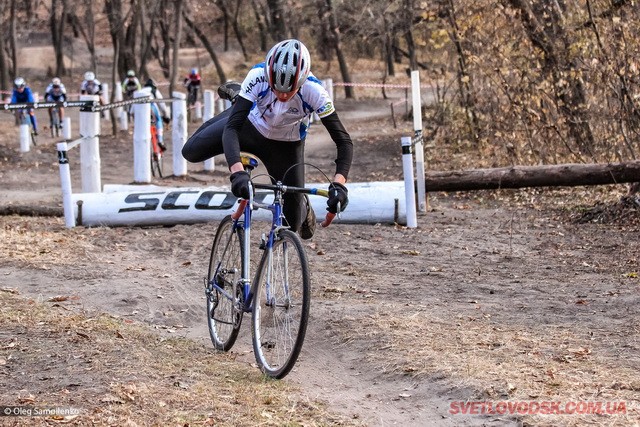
[230,183,338,228]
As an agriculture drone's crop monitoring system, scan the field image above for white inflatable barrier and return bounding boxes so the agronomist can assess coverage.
[66,181,409,228]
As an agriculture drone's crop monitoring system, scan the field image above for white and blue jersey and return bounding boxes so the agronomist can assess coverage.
[239,63,335,142]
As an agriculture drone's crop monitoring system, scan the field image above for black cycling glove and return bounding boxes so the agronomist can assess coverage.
[230,171,251,199]
[327,182,348,214]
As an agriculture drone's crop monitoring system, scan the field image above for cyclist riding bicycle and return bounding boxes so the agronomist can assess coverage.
[183,67,201,105]
[44,77,67,127]
[144,78,170,151]
[80,71,105,117]
[11,77,39,135]
[80,71,103,96]
[122,69,141,100]
[182,39,353,240]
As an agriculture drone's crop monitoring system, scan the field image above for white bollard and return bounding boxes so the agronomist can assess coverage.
[114,81,124,128]
[63,117,71,140]
[194,100,203,121]
[172,91,188,177]
[19,124,30,153]
[216,99,225,115]
[102,83,110,121]
[411,70,426,212]
[324,78,334,101]
[120,110,128,131]
[401,136,418,228]
[133,88,152,183]
[57,142,76,228]
[203,90,215,172]
[79,95,101,193]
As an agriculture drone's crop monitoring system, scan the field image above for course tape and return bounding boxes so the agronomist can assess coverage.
[1,96,183,113]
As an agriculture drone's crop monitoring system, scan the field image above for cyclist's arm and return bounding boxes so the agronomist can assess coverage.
[320,111,353,181]
[223,96,253,172]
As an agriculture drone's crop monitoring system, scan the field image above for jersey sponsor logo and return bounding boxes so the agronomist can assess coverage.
[285,107,300,114]
[245,75,266,94]
[317,101,334,116]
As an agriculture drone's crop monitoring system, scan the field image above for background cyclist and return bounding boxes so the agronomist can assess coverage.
[183,67,201,106]
[80,71,105,117]
[144,78,170,151]
[122,69,141,100]
[182,39,352,240]
[44,77,67,128]
[11,77,38,135]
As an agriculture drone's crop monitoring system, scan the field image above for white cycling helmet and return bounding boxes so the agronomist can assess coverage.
[52,77,61,86]
[264,39,311,93]
[127,69,135,77]
[84,71,95,81]
[14,77,26,88]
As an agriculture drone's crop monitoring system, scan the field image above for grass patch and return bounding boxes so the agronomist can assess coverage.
[0,291,354,426]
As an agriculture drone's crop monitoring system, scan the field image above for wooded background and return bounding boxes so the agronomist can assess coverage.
[1,0,639,168]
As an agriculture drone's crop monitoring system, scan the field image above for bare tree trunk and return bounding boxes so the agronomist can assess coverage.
[322,0,354,99]
[169,0,184,96]
[403,0,418,71]
[9,0,17,78]
[139,0,161,79]
[266,0,287,41]
[384,15,395,77]
[67,1,97,72]
[49,0,68,76]
[0,1,9,92]
[110,38,120,135]
[250,0,268,52]
[183,12,227,84]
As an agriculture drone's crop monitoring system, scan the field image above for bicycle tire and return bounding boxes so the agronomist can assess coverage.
[150,127,163,178]
[206,215,245,351]
[51,109,60,138]
[151,152,163,178]
[251,229,310,379]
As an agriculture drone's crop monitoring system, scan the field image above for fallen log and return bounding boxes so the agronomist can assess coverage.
[0,205,63,217]
[425,161,640,192]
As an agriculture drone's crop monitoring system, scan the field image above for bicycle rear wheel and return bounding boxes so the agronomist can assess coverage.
[251,229,310,379]
[207,215,244,351]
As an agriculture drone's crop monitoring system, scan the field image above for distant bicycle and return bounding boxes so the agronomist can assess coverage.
[186,84,199,122]
[150,122,163,178]
[50,105,62,138]
[17,109,37,146]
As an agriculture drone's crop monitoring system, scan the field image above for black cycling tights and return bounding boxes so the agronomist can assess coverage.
[182,110,307,231]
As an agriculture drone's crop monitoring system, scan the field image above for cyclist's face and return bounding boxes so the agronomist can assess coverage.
[273,88,297,102]
[16,86,25,92]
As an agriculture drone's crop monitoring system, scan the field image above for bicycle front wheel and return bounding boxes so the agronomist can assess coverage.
[207,215,244,351]
[251,229,310,379]
[151,152,163,178]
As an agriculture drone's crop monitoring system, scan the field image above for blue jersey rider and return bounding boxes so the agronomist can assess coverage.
[11,77,38,135]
